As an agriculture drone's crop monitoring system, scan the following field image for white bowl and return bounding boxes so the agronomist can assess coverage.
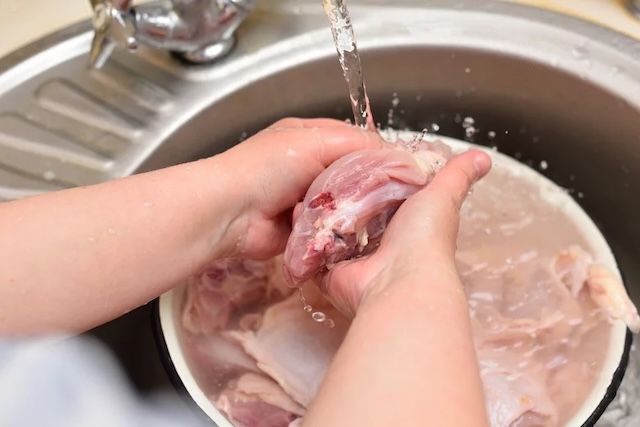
[154,138,632,427]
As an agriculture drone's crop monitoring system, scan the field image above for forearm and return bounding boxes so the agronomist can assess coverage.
[304,275,489,427]
[0,156,240,336]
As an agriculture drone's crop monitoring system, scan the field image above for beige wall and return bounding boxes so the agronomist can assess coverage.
[0,0,639,58]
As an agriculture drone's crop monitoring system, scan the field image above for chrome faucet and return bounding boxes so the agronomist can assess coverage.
[88,0,256,69]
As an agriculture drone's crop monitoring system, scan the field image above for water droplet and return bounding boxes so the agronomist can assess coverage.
[539,160,548,170]
[462,116,475,128]
[325,319,336,328]
[391,93,400,107]
[488,131,496,140]
[465,127,477,137]
[312,311,327,322]
[468,187,474,196]
[431,123,440,132]
[43,171,56,181]
[304,305,313,313]
[412,128,428,143]
[577,192,584,199]
[464,67,471,73]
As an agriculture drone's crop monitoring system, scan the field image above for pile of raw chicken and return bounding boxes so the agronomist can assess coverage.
[179,136,640,427]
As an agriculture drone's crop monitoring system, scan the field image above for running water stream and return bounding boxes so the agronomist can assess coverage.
[322,0,376,131]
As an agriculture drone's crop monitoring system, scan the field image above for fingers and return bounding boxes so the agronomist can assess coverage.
[378,149,492,259]
[262,117,384,167]
[273,125,384,167]
[427,150,492,220]
[265,117,350,130]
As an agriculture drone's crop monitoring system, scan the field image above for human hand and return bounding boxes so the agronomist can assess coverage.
[217,117,384,259]
[318,149,492,317]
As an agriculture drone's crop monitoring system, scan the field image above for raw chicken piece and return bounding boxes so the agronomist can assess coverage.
[181,332,259,395]
[552,245,640,333]
[461,249,585,347]
[283,139,452,287]
[182,257,293,334]
[460,245,631,348]
[478,351,558,427]
[227,284,349,407]
[461,244,637,427]
[586,263,640,333]
[552,245,593,297]
[216,399,295,427]
[215,373,304,427]
[219,373,304,415]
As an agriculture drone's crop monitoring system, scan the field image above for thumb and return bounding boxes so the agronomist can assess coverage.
[377,149,492,261]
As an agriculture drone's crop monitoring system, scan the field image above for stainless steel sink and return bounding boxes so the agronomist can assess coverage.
[2,0,640,424]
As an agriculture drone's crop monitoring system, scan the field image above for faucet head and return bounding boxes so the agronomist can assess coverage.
[89,0,138,69]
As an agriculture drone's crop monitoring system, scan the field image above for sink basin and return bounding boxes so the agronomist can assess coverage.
[1,0,640,424]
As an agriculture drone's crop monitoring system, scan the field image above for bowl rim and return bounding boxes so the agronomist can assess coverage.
[152,140,636,427]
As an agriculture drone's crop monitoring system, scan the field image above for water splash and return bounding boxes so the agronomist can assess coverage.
[322,0,375,131]
[298,287,335,328]
[312,312,327,322]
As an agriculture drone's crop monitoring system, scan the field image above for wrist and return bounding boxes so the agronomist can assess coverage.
[182,155,248,263]
[358,264,467,314]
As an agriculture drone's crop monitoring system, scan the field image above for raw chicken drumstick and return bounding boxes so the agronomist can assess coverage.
[283,138,452,287]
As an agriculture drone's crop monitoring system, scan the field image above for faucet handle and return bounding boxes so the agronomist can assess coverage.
[89,0,138,69]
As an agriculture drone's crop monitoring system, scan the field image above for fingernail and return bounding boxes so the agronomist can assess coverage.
[473,152,492,178]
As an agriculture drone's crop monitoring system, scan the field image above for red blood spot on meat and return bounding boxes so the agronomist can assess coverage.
[308,192,336,209]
